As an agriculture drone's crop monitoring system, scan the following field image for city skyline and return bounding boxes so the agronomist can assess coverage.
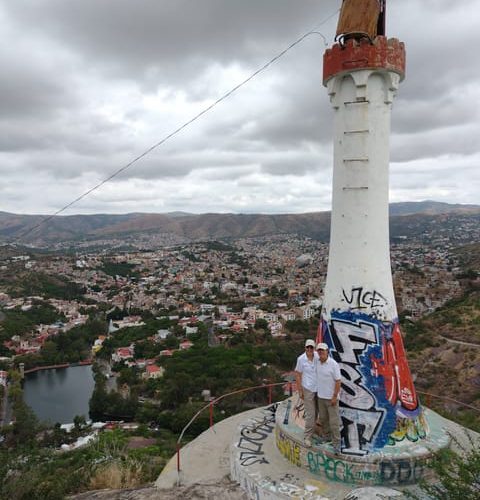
[1,0,479,216]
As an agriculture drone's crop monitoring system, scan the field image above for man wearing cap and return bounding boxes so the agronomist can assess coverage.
[294,339,318,447]
[316,342,342,454]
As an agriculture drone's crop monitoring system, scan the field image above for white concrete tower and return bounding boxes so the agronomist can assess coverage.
[323,44,402,322]
[319,1,426,456]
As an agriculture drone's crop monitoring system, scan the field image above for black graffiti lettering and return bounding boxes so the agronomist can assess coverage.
[241,428,269,440]
[238,437,264,454]
[370,290,386,308]
[331,320,377,365]
[237,410,275,467]
[363,290,387,308]
[239,453,268,466]
[266,403,279,414]
[279,473,296,482]
[238,432,268,466]
[380,462,396,483]
[342,287,388,310]
[397,461,412,483]
[413,462,424,481]
[283,399,292,424]
[340,408,384,456]
[379,460,424,484]
[254,420,275,435]
[340,364,375,410]
[342,287,365,308]
[240,414,275,440]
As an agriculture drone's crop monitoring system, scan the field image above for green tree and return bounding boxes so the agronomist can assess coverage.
[117,366,139,386]
[285,319,310,335]
[410,432,480,500]
[9,398,39,446]
[254,318,269,330]
[40,340,60,365]
[161,372,192,408]
[73,414,86,430]
[164,335,179,349]
[106,307,126,321]
[89,383,109,420]
[133,339,161,359]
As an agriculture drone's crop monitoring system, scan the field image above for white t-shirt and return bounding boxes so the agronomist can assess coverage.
[316,356,341,399]
[295,352,318,392]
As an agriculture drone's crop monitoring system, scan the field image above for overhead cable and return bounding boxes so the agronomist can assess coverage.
[14,9,339,243]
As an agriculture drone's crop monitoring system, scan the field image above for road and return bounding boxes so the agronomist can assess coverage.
[439,335,480,348]
[95,359,117,392]
[206,319,219,347]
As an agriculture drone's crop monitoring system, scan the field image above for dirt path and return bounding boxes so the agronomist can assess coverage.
[439,335,480,348]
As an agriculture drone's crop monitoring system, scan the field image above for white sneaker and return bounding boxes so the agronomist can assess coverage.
[304,438,312,447]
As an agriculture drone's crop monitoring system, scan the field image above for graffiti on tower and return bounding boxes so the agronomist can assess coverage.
[319,311,428,456]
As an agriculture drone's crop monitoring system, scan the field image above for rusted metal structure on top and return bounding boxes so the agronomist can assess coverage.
[324,0,404,86]
[335,0,386,43]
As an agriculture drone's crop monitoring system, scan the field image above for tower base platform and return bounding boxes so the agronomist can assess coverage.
[272,397,451,487]
[157,399,476,499]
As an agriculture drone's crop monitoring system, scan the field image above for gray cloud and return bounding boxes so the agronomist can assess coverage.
[4,1,338,88]
[0,0,479,215]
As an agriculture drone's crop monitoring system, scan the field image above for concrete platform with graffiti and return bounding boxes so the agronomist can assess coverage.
[274,396,451,487]
[156,400,476,499]
[229,400,464,499]
[231,402,356,499]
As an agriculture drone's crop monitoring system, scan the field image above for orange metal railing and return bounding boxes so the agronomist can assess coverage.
[417,390,480,413]
[176,381,292,473]
[174,385,479,474]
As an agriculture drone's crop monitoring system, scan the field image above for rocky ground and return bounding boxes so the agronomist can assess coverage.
[69,478,247,500]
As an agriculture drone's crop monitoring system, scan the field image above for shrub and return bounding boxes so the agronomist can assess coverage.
[410,431,480,500]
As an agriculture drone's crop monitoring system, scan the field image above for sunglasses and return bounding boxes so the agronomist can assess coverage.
[305,346,314,349]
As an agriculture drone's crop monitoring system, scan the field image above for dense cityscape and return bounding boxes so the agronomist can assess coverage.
[0,233,468,365]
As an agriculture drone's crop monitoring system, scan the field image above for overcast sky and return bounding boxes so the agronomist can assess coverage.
[0,0,478,216]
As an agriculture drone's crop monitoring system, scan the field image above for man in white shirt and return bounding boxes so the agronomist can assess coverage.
[294,339,318,447]
[316,342,342,454]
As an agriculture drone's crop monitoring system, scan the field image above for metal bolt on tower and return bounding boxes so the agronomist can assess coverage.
[319,0,427,456]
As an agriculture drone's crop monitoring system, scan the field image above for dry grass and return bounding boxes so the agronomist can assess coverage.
[89,460,146,490]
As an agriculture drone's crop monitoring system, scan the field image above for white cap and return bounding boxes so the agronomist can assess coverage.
[316,342,329,351]
[305,339,316,348]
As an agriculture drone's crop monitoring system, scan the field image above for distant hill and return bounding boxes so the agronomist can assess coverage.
[0,201,479,247]
[389,200,480,216]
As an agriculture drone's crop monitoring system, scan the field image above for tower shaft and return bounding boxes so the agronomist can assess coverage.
[320,34,425,456]
[324,41,402,321]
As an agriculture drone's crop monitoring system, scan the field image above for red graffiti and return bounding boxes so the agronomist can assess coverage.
[316,319,325,346]
[371,323,418,411]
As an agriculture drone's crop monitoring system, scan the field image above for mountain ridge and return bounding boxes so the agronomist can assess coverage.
[1,201,479,246]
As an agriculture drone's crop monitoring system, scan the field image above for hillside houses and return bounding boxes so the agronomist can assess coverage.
[143,364,164,379]
[0,232,470,364]
[112,346,134,363]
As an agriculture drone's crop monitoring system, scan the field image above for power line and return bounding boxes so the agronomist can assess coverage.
[14,9,339,243]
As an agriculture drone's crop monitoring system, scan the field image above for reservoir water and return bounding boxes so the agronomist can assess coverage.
[23,365,94,424]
